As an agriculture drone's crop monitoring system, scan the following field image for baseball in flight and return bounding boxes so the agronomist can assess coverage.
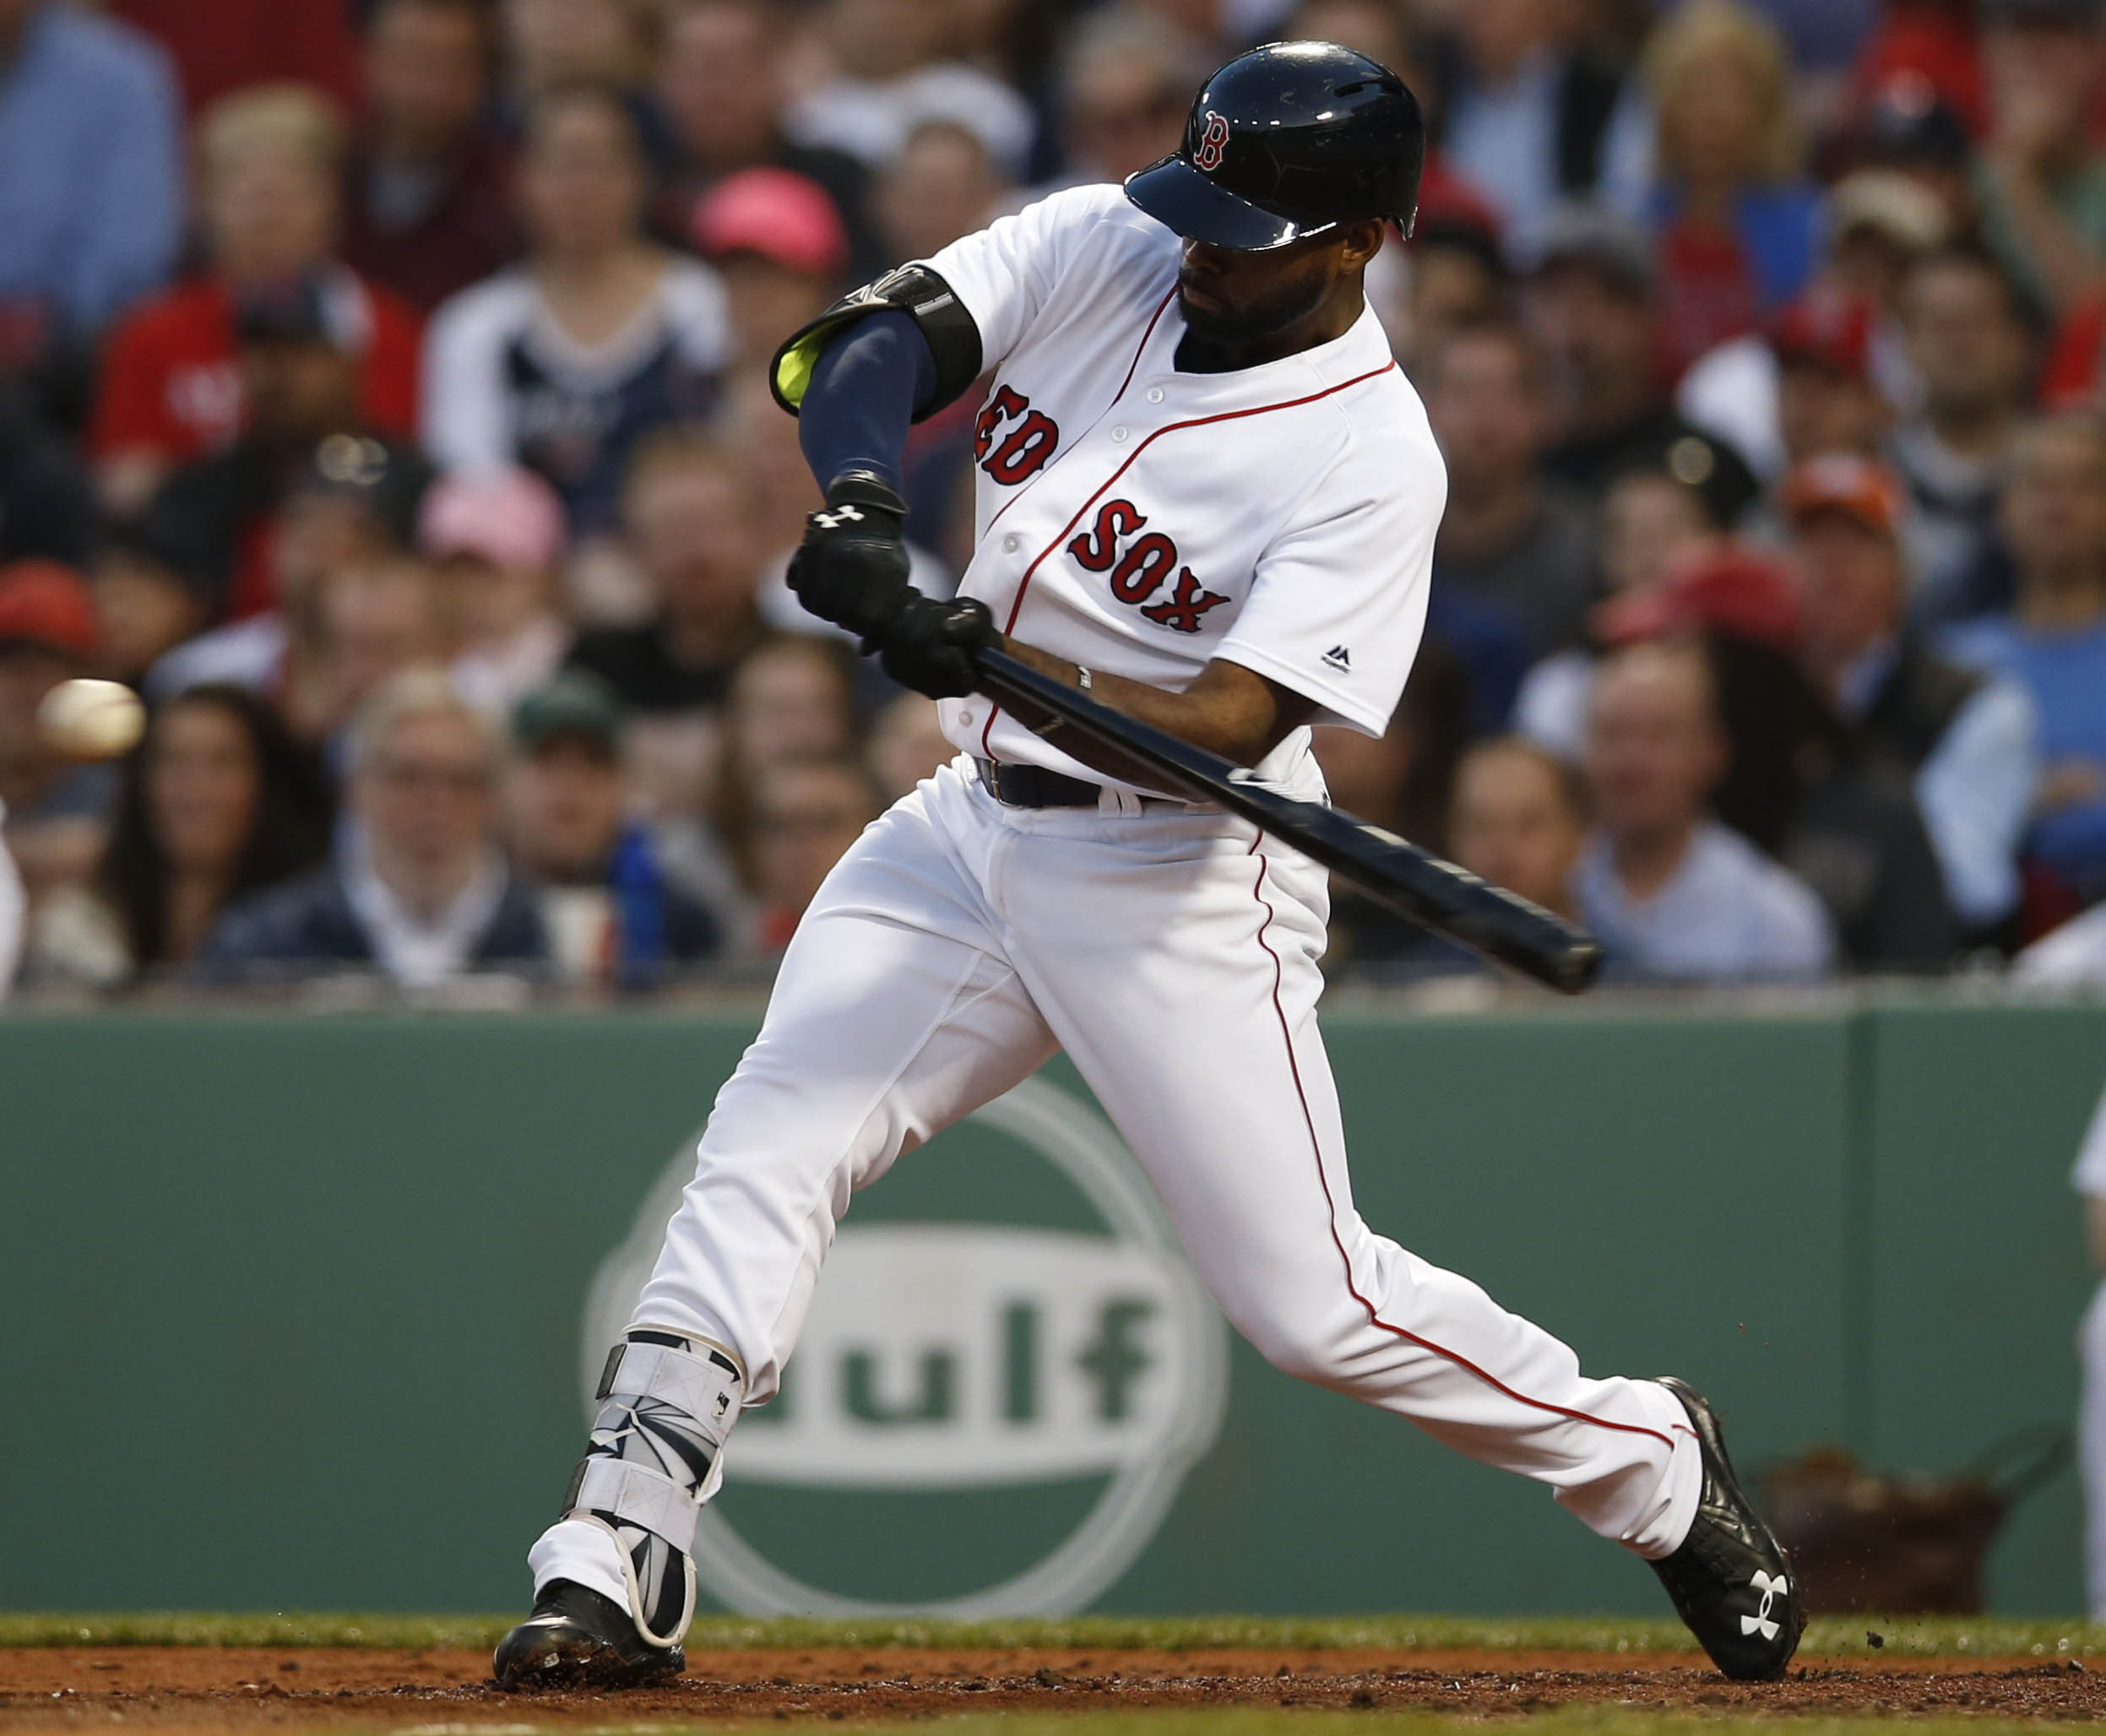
[38,679,145,761]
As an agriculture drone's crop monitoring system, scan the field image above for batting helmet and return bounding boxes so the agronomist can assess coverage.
[1124,41,1425,252]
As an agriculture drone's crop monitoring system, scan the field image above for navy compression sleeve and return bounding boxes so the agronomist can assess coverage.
[796,310,940,495]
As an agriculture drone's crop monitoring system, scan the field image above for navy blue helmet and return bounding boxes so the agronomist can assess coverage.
[1124,41,1425,252]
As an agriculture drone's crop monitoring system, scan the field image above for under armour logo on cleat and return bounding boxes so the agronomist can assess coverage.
[1322,644,1352,671]
[812,505,865,530]
[1740,1570,1788,1641]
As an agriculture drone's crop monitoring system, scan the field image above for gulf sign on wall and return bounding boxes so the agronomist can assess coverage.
[585,1078,1230,1614]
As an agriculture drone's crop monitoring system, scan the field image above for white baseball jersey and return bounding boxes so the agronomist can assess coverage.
[922,184,1444,792]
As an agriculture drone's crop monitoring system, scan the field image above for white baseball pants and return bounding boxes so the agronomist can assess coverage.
[2082,1281,2106,1616]
[534,760,1698,1603]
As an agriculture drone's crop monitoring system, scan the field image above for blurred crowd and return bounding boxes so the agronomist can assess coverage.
[6,0,2106,995]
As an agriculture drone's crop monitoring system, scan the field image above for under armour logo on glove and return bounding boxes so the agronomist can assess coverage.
[1740,1571,1788,1641]
[811,505,866,530]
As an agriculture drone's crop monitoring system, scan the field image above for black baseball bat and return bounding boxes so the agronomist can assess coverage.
[974,647,1604,994]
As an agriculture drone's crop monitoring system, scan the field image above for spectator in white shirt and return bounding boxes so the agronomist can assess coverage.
[420,85,730,537]
[1576,640,1835,980]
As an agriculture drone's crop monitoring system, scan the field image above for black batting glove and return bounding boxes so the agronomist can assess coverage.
[869,595,997,699]
[787,469,913,637]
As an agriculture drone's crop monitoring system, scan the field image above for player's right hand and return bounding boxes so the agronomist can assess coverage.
[788,469,915,639]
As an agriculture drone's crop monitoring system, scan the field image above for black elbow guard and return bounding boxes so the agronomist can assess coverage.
[769,263,984,423]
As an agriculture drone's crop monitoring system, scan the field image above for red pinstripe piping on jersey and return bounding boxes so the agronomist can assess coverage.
[979,353,1399,758]
[1242,834,1690,1453]
[1111,286,1179,405]
[986,287,1177,536]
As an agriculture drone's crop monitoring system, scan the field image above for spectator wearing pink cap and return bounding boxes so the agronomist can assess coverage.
[690,167,849,372]
[420,466,572,717]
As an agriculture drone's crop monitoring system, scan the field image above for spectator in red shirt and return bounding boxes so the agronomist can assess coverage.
[90,84,424,518]
[690,167,849,372]
[342,0,520,314]
[136,279,432,624]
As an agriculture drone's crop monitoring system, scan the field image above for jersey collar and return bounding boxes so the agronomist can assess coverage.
[1159,296,1393,399]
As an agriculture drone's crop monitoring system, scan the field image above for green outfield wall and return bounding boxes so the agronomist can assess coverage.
[0,996,2098,1616]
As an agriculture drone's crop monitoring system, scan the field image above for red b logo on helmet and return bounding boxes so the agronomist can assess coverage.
[1193,111,1230,172]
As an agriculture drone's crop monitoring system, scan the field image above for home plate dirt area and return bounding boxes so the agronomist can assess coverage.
[2,1618,2102,1732]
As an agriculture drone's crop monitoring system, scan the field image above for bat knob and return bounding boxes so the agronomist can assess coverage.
[1552,937,1606,995]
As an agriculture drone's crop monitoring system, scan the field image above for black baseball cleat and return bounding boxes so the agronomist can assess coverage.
[491,1579,684,1690]
[1648,1377,1805,1682]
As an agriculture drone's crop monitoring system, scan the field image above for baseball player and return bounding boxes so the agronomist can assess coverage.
[494,43,1803,1688]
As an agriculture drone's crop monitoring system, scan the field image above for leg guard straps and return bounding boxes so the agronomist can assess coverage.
[566,1457,703,1557]
[561,1332,745,1650]
[594,1337,745,1433]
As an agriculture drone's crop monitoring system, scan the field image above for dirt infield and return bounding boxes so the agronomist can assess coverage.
[1,1643,2099,1730]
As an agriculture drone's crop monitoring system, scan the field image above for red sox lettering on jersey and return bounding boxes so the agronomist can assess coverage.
[922,183,1447,795]
[1065,499,1233,633]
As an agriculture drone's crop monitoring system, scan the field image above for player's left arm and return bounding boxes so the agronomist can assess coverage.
[991,647,1316,778]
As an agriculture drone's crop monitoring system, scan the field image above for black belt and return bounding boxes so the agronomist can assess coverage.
[973,757,1194,811]
[974,757,1104,807]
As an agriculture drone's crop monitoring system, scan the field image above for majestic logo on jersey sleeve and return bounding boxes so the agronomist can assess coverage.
[1192,111,1231,172]
[1067,499,1232,635]
[974,385,1060,486]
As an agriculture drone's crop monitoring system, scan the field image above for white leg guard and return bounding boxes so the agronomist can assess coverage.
[554,1329,742,1647]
